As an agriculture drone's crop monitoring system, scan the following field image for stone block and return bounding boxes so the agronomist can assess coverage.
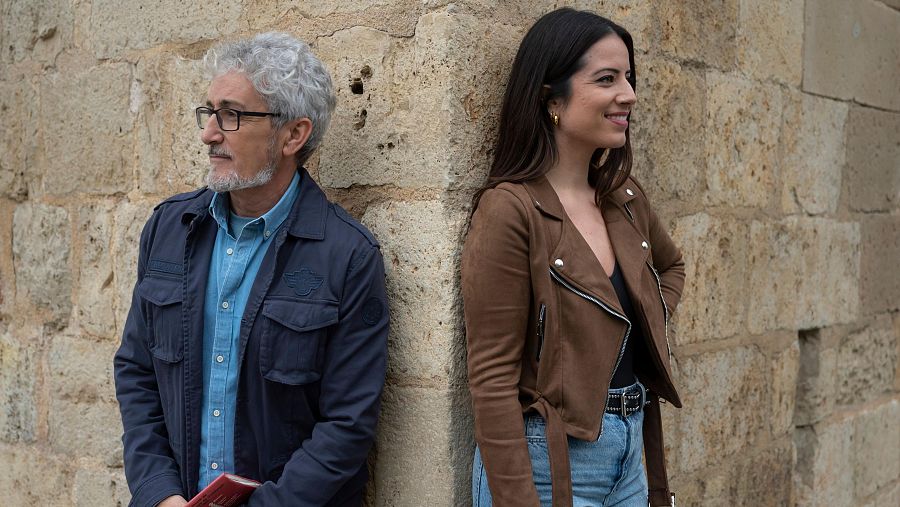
[670,213,749,343]
[794,418,855,507]
[362,201,465,383]
[771,340,799,436]
[112,200,153,334]
[657,0,739,69]
[745,219,802,334]
[88,0,240,59]
[0,199,14,318]
[780,92,848,216]
[896,314,900,392]
[795,328,840,426]
[39,63,134,195]
[0,77,34,200]
[803,0,900,110]
[75,202,117,338]
[704,71,782,208]
[736,0,803,85]
[48,334,116,404]
[13,202,71,326]
[49,397,123,466]
[0,445,74,506]
[837,316,897,406]
[861,482,899,507]
[860,215,900,315]
[1,0,73,64]
[845,106,900,212]
[731,437,794,506]
[374,385,454,506]
[164,56,208,191]
[674,346,769,472]
[853,398,900,499]
[0,329,38,443]
[630,57,707,204]
[74,467,131,507]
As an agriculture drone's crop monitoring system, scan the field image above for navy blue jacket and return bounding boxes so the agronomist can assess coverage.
[114,169,389,507]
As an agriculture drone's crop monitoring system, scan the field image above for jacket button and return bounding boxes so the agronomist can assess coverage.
[626,188,634,196]
[641,241,649,250]
[554,258,564,268]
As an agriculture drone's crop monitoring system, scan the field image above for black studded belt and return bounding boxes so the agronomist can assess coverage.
[605,383,648,417]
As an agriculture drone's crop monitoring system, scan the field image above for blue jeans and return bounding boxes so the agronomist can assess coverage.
[473,383,648,507]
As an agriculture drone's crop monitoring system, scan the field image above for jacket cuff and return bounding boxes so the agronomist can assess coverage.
[649,488,673,506]
[129,472,184,507]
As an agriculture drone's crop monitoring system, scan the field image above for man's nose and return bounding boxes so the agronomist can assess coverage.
[200,114,223,145]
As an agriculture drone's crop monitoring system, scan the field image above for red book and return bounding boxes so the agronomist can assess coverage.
[186,473,261,507]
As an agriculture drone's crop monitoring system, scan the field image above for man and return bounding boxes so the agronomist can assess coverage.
[114,33,389,507]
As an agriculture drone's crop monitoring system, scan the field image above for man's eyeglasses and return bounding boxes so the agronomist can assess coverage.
[195,106,281,131]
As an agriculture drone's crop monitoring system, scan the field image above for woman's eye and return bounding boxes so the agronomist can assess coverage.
[597,75,614,83]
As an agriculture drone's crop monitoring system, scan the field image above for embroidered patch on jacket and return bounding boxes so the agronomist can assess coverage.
[362,297,383,326]
[283,268,324,296]
[148,259,182,275]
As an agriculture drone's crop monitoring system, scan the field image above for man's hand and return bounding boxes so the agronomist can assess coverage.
[158,495,188,507]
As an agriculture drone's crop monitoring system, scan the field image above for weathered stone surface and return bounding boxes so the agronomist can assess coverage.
[745,219,802,334]
[363,201,465,382]
[39,63,134,195]
[112,200,153,334]
[780,92,848,216]
[74,467,131,507]
[0,199,15,318]
[88,0,241,58]
[795,418,855,507]
[853,398,900,499]
[845,106,900,212]
[374,386,454,506]
[704,71,782,208]
[861,482,900,507]
[0,329,38,443]
[48,334,116,404]
[771,340,799,435]
[736,0,803,85]
[804,0,900,110]
[75,202,117,338]
[795,328,840,426]
[0,445,73,506]
[837,317,897,406]
[860,215,900,315]
[630,57,707,203]
[732,438,794,505]
[657,0,739,69]
[49,397,123,466]
[670,214,749,343]
[0,0,73,64]
[164,57,208,191]
[0,77,34,199]
[13,202,71,325]
[674,346,768,471]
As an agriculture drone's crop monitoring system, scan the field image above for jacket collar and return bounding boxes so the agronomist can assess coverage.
[522,175,637,219]
[180,168,328,240]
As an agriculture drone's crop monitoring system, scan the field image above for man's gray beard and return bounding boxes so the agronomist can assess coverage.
[206,137,279,193]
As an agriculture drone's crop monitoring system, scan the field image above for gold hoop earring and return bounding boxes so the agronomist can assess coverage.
[552,112,559,126]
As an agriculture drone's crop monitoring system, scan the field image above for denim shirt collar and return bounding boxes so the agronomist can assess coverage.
[208,170,301,238]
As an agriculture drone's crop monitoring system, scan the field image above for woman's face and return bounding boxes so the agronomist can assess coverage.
[548,34,635,152]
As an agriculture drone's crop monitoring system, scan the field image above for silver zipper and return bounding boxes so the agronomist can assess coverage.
[646,261,672,362]
[623,202,635,222]
[549,267,630,437]
[536,303,546,362]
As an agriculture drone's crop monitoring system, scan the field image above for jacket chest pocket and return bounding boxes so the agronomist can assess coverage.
[259,298,338,385]
[137,275,184,363]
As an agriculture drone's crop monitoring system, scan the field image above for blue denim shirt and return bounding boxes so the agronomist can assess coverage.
[198,171,300,489]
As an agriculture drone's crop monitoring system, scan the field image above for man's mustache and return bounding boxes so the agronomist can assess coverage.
[209,147,233,157]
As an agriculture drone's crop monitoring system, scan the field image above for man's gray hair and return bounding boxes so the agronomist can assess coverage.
[203,32,336,164]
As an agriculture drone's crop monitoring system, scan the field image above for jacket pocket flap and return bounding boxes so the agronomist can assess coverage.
[261,299,339,333]
[138,276,183,306]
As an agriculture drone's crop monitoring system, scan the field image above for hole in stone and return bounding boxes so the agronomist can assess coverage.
[353,109,367,130]
[350,78,364,94]
[386,142,394,149]
[360,65,372,79]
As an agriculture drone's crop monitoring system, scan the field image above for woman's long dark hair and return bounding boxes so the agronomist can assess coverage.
[473,8,636,208]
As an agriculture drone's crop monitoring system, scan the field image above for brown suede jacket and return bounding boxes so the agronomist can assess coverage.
[462,175,685,507]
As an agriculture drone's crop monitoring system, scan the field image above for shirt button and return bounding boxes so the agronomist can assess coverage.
[226,248,234,255]
[222,301,229,309]
[210,462,218,470]
[216,355,224,363]
[641,241,649,250]
[213,409,221,417]
[626,188,635,196]
[554,258,564,268]
[264,230,271,238]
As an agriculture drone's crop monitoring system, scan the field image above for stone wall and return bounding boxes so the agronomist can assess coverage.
[0,0,897,505]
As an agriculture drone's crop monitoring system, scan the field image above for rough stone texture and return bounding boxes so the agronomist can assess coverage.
[0,328,38,443]
[845,106,900,212]
[363,201,465,383]
[75,202,117,338]
[853,399,900,499]
[859,215,900,315]
[737,0,804,85]
[0,76,34,200]
[795,418,856,507]
[657,0,739,69]
[48,398,123,466]
[804,0,900,110]
[795,328,840,427]
[0,445,74,506]
[74,467,131,507]
[861,482,900,507]
[0,0,74,64]
[39,63,134,195]
[704,71,782,208]
[88,0,241,58]
[780,92,848,216]
[0,199,15,319]
[771,340,800,435]
[837,316,897,406]
[13,202,71,326]
[165,56,209,191]
[112,200,153,334]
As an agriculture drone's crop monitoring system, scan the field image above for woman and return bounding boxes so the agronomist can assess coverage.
[462,8,684,507]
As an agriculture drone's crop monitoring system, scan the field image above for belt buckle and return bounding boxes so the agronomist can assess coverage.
[620,391,628,416]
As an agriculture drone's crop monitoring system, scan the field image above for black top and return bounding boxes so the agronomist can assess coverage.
[608,263,641,388]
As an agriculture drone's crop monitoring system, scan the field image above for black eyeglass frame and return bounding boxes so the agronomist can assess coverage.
[195,106,281,131]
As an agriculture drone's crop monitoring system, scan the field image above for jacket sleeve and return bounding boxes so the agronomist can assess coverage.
[114,212,185,507]
[462,188,541,506]
[246,244,389,506]
[634,180,685,314]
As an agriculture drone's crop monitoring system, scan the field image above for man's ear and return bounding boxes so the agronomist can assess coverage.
[282,118,314,157]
